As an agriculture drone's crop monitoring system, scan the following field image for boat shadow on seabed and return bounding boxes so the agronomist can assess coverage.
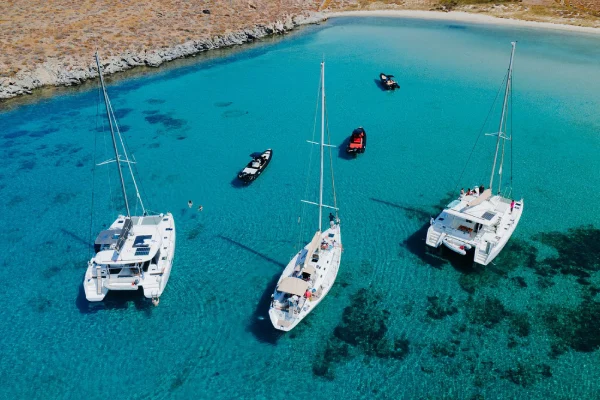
[230,176,247,188]
[231,152,265,188]
[373,79,388,91]
[403,222,478,273]
[75,281,154,316]
[217,235,286,345]
[368,197,474,272]
[338,137,355,160]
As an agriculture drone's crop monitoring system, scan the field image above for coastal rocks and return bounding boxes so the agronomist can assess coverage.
[145,52,163,68]
[121,53,145,67]
[0,12,326,100]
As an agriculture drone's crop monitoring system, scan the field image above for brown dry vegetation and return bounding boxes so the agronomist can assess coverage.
[563,0,600,16]
[0,0,320,77]
[0,0,598,79]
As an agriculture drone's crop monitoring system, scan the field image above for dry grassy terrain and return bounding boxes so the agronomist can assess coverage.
[566,0,600,15]
[0,0,320,78]
[0,0,598,88]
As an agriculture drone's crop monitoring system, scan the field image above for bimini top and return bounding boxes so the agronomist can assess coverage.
[277,277,309,296]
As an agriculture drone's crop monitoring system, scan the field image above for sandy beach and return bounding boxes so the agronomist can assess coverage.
[326,10,600,35]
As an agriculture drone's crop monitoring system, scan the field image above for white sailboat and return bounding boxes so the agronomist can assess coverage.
[426,42,523,266]
[83,53,176,305]
[269,62,342,331]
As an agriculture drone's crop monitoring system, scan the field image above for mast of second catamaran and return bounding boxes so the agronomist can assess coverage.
[319,61,325,233]
[489,42,516,193]
[95,52,131,217]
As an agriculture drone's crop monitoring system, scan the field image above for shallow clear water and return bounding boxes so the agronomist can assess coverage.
[1,16,600,399]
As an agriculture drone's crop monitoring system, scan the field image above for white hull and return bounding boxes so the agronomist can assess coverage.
[271,61,342,331]
[427,43,522,267]
[83,213,176,302]
[427,195,523,266]
[87,54,177,305]
[475,200,523,265]
[269,224,342,331]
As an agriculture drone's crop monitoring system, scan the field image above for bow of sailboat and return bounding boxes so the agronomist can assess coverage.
[269,61,343,331]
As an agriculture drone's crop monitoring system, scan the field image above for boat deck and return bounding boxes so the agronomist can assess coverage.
[269,223,342,331]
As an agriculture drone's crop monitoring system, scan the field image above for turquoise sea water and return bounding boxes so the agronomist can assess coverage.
[1,16,600,399]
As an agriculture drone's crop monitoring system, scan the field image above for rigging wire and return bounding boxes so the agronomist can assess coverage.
[106,97,147,216]
[297,66,322,251]
[497,102,508,194]
[88,79,102,259]
[111,104,153,215]
[452,72,508,195]
[98,73,115,212]
[510,69,514,193]
[324,101,338,218]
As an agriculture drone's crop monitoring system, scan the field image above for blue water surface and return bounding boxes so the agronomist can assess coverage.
[1,16,600,399]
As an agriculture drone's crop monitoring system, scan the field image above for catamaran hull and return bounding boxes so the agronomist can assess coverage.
[83,213,176,303]
[476,200,524,266]
[142,227,176,299]
[426,199,524,266]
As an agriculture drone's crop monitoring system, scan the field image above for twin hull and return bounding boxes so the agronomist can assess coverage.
[83,214,176,302]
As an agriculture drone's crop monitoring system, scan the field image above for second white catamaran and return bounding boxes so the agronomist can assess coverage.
[269,62,342,331]
[83,53,176,305]
[426,42,523,266]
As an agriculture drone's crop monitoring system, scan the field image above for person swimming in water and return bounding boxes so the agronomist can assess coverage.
[198,205,203,211]
[188,200,193,208]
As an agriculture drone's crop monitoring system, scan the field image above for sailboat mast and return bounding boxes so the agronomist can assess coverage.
[489,42,516,192]
[319,62,325,233]
[95,52,131,217]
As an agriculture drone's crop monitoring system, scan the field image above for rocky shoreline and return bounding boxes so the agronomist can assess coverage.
[0,12,325,101]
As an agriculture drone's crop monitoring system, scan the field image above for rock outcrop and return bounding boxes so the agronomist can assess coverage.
[0,13,325,100]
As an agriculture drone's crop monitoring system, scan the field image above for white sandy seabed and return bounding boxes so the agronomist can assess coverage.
[326,10,600,35]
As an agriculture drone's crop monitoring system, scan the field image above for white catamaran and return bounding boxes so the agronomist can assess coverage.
[269,62,342,331]
[83,53,176,305]
[426,42,523,266]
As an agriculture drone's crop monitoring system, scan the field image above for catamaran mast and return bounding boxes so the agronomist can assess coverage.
[319,62,325,233]
[95,52,131,217]
[489,42,516,193]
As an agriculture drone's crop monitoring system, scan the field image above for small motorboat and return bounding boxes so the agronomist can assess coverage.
[237,149,272,183]
[379,73,400,90]
[346,127,366,155]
